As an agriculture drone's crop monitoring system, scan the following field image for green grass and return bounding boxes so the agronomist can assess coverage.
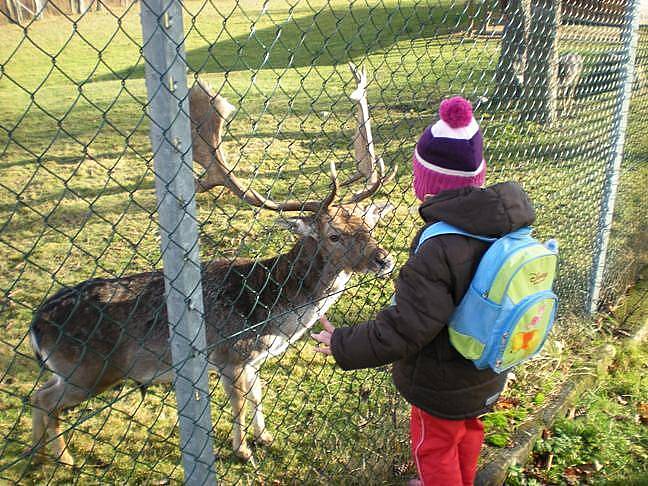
[507,274,648,485]
[0,1,646,483]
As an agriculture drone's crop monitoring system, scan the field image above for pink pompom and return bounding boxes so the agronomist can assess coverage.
[438,96,473,128]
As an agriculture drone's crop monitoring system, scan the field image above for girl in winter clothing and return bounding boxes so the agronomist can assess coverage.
[312,97,535,486]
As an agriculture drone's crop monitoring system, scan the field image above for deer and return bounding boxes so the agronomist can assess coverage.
[556,52,583,115]
[511,52,584,116]
[28,70,397,465]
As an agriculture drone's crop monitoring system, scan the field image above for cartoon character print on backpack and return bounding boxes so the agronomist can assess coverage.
[510,302,546,352]
[503,298,556,369]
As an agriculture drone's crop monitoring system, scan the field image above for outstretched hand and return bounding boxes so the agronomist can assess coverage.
[311,315,336,356]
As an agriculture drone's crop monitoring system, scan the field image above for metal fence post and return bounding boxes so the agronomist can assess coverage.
[587,0,642,315]
[139,0,217,484]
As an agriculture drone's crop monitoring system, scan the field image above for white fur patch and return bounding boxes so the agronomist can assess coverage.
[251,271,352,366]
[30,328,45,363]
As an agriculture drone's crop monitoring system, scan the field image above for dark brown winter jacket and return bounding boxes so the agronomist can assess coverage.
[330,182,536,419]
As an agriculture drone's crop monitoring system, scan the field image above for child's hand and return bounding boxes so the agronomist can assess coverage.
[311,315,336,356]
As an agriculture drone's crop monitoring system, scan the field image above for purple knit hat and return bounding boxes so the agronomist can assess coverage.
[412,96,486,201]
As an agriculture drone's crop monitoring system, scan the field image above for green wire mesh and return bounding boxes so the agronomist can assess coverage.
[0,0,646,483]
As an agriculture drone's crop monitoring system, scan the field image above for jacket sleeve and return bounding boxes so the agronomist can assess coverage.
[330,238,456,371]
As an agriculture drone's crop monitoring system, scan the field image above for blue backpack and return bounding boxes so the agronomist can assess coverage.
[413,222,559,373]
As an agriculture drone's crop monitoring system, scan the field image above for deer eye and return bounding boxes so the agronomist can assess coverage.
[329,234,340,242]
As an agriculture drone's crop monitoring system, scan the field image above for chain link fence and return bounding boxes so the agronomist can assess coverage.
[0,0,646,483]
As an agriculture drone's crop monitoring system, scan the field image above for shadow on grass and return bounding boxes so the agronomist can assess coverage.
[98,3,470,81]
[0,150,150,171]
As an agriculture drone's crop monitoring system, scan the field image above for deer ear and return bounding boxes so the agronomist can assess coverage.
[276,217,316,237]
[363,202,395,226]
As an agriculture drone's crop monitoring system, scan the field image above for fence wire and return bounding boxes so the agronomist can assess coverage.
[0,0,646,484]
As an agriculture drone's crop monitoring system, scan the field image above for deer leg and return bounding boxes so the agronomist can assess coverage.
[566,85,576,116]
[30,377,58,464]
[221,366,252,461]
[245,365,272,446]
[30,376,87,466]
[556,87,563,115]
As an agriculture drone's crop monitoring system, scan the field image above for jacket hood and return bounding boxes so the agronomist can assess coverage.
[418,182,535,237]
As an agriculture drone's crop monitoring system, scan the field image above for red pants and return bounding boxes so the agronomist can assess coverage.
[410,405,484,486]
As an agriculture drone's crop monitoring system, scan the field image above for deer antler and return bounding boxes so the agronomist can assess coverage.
[342,63,397,197]
[345,62,376,186]
[190,75,394,211]
[190,78,338,212]
[190,78,236,193]
[222,158,339,213]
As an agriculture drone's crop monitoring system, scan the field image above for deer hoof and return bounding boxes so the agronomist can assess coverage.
[24,447,48,465]
[56,449,75,467]
[254,431,274,447]
[235,444,253,462]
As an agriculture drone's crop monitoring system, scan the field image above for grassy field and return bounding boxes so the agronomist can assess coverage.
[0,0,646,483]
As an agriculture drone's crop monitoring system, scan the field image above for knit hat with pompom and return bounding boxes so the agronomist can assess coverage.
[412,96,486,201]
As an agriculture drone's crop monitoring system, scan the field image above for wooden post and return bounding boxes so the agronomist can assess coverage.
[496,0,531,97]
[524,0,561,124]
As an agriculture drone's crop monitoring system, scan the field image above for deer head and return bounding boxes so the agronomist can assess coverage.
[188,73,398,276]
[276,197,396,277]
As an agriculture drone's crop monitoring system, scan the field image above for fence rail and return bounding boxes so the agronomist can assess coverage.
[0,0,646,483]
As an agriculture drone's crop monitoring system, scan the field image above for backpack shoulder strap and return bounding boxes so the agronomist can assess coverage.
[415,222,497,253]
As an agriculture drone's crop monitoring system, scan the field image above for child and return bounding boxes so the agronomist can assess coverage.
[312,96,536,486]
